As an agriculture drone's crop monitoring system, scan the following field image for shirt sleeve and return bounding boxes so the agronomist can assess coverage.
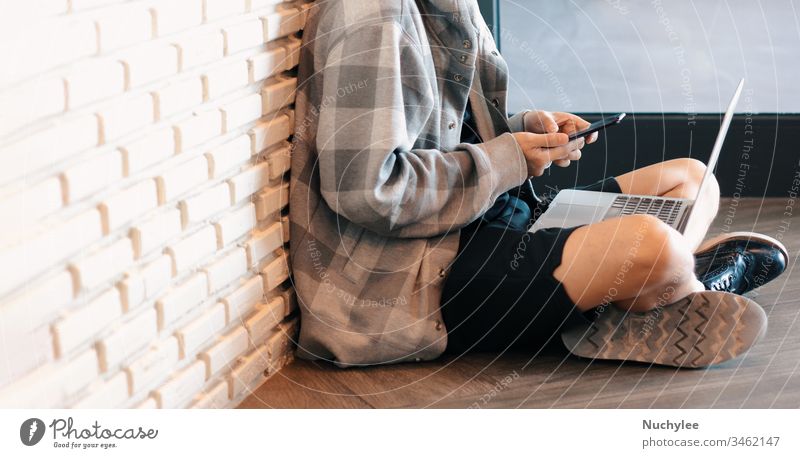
[315,20,528,238]
[507,110,531,133]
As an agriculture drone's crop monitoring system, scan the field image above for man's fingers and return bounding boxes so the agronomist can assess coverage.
[521,148,554,177]
[546,138,584,161]
[559,120,579,137]
[555,111,591,130]
[553,149,581,165]
[514,131,568,149]
[524,132,568,147]
[517,132,583,176]
[553,112,595,142]
[528,110,559,133]
[575,117,591,131]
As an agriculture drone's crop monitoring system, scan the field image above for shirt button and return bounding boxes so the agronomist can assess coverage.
[492,98,499,108]
[448,121,456,130]
[453,73,463,82]
[459,54,467,63]
[435,320,443,331]
[438,267,447,277]
[491,50,498,56]
[463,39,472,49]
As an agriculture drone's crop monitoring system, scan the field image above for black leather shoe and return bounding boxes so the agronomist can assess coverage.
[695,232,788,295]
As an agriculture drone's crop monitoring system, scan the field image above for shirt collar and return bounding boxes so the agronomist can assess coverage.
[418,0,480,42]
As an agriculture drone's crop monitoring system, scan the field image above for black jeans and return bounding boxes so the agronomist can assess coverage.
[440,177,622,353]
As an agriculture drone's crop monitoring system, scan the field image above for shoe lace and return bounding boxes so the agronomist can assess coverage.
[711,274,733,291]
[707,255,740,292]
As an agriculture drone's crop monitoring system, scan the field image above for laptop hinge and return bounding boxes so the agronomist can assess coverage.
[676,203,693,233]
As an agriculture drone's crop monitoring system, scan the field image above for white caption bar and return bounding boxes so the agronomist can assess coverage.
[1,409,797,457]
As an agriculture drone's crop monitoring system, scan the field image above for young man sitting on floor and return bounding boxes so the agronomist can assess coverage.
[288,0,788,368]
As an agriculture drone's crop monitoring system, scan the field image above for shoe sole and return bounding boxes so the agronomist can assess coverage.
[696,231,789,262]
[561,292,767,368]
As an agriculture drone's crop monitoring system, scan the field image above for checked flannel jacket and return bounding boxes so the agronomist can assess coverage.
[289,0,531,366]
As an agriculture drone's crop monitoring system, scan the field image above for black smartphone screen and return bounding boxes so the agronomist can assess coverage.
[568,113,626,141]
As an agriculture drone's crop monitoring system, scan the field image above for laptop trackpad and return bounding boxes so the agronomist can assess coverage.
[542,204,606,227]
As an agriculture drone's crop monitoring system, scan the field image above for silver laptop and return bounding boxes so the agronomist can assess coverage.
[529,78,744,234]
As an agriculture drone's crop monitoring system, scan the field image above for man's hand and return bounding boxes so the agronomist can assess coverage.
[511,131,582,177]
[522,110,598,168]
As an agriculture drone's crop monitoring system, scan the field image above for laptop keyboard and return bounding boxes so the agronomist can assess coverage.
[609,195,683,225]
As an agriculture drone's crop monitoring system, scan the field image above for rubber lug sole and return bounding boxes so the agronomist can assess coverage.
[561,291,767,368]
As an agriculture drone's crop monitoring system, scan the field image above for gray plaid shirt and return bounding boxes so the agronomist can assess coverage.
[289,0,530,366]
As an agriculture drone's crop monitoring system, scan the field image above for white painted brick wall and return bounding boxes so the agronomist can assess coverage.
[0,77,66,137]
[97,307,158,372]
[228,344,269,400]
[166,225,218,274]
[206,0,248,22]
[154,359,205,408]
[199,326,250,379]
[174,31,225,71]
[207,135,251,178]
[130,208,183,258]
[250,48,287,82]
[262,252,290,291]
[62,149,125,203]
[126,337,180,397]
[0,177,64,231]
[223,18,265,55]
[204,248,248,293]
[53,288,123,357]
[156,272,209,330]
[222,275,265,325]
[64,59,126,109]
[99,179,160,233]
[245,222,284,268]
[0,115,100,184]
[176,302,227,359]
[204,60,251,100]
[152,0,204,37]
[174,108,223,152]
[154,78,205,119]
[192,379,230,408]
[215,203,257,247]
[245,298,284,343]
[73,371,130,409]
[97,94,156,143]
[95,5,154,53]
[267,144,292,179]
[221,93,264,132]
[121,43,181,88]
[180,182,233,227]
[156,155,210,203]
[118,254,173,312]
[120,127,177,174]
[229,162,270,203]
[0,0,305,408]
[69,237,135,291]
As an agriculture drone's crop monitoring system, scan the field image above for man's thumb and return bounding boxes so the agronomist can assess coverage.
[541,112,559,133]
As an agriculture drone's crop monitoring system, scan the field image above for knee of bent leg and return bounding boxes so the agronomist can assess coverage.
[674,157,707,188]
[679,157,720,203]
[626,214,694,285]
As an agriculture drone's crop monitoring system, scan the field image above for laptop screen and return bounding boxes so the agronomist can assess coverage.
[682,78,745,233]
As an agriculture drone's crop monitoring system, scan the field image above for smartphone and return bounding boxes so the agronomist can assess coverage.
[568,112,626,141]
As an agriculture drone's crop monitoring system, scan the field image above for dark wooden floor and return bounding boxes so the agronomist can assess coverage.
[239,198,800,408]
